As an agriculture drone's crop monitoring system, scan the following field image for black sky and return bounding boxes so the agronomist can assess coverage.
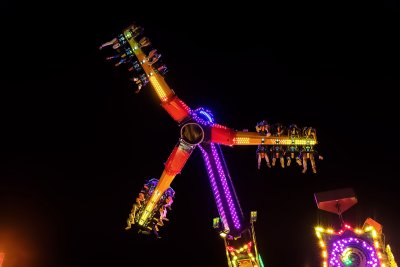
[1,3,399,267]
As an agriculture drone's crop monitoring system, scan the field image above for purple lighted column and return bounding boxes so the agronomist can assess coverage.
[199,143,244,236]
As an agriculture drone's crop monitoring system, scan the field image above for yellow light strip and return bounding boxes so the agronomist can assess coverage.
[138,189,162,225]
[386,245,398,267]
[233,132,317,145]
[138,172,176,226]
[315,226,329,267]
[365,226,373,232]
[272,139,317,145]
[233,137,250,144]
[355,228,364,234]
[149,76,168,101]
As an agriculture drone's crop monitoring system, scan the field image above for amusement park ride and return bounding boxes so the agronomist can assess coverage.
[314,188,398,267]
[100,23,396,267]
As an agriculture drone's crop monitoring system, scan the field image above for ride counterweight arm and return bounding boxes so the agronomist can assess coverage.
[124,29,191,124]
[138,139,196,226]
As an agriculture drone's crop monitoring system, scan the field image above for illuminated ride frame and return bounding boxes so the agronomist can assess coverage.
[314,188,398,267]
[101,24,319,267]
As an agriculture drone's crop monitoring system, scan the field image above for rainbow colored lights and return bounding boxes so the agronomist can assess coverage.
[330,237,378,266]
[341,247,354,265]
[226,242,259,267]
[314,223,392,267]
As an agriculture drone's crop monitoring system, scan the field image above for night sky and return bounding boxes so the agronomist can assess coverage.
[1,3,399,267]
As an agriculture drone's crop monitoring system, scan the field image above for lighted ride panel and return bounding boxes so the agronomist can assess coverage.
[315,222,397,267]
[213,213,265,267]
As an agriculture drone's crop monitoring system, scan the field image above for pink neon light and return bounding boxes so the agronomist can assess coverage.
[211,143,241,230]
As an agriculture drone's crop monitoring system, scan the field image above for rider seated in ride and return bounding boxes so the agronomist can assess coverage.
[286,124,302,167]
[255,120,271,136]
[270,123,286,168]
[125,192,146,230]
[255,120,272,169]
[256,144,271,169]
[99,33,126,50]
[164,195,174,211]
[299,127,323,174]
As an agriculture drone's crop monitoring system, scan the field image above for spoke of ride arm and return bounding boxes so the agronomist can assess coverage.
[124,30,191,123]
[211,125,317,146]
[233,131,317,145]
[138,139,196,226]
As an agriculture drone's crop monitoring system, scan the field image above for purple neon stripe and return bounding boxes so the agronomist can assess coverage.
[210,143,241,230]
[198,145,230,232]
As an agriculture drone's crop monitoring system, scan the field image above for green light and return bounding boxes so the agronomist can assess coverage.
[213,217,220,229]
[258,254,265,267]
[343,259,353,266]
[341,248,353,266]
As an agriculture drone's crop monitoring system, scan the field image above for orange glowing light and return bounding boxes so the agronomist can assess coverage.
[0,252,5,267]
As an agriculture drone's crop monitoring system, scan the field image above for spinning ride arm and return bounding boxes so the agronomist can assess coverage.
[211,126,317,146]
[138,138,196,227]
[137,118,205,228]
[123,29,191,124]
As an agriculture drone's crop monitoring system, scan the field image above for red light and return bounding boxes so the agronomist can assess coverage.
[0,252,5,267]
